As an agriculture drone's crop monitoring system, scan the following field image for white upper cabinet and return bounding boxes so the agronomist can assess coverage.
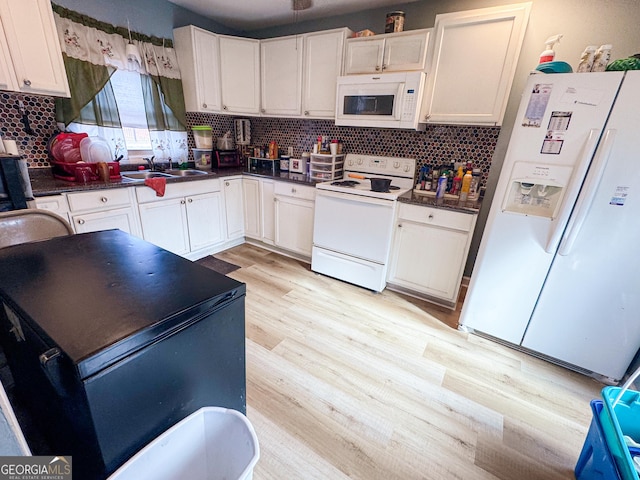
[219,35,261,115]
[420,3,531,126]
[343,29,431,74]
[0,17,16,92]
[261,28,352,119]
[302,28,352,118]
[173,26,221,113]
[261,35,303,117]
[0,0,69,96]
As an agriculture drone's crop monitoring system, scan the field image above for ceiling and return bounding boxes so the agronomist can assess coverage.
[168,0,419,32]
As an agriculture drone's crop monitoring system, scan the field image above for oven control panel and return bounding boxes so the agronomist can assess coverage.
[345,154,415,179]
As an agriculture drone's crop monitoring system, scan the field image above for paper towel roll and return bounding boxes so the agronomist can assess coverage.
[3,140,19,156]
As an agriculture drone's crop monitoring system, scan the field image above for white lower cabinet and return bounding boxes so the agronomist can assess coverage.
[65,188,141,236]
[262,180,275,244]
[136,179,225,259]
[33,194,71,225]
[223,177,244,241]
[243,177,275,245]
[388,203,477,307]
[274,182,315,257]
[243,178,260,239]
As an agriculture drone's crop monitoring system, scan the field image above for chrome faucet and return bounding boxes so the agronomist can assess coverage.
[144,156,155,171]
[167,157,173,171]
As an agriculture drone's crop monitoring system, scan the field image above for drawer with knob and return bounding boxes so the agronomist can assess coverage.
[67,189,132,212]
[273,182,316,201]
[397,203,475,232]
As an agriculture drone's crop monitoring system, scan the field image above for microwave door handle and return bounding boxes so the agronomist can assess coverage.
[394,83,405,120]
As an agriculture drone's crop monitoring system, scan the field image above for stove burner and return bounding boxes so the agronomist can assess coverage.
[332,180,359,187]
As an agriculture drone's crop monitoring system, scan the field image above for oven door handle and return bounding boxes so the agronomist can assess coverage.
[315,188,396,207]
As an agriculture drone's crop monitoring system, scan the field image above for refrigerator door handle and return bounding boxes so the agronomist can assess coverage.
[558,129,617,256]
[545,128,601,254]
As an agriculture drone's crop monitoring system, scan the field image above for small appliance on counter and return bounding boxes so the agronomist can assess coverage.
[0,155,32,211]
[214,149,242,169]
[247,157,280,175]
[234,119,251,146]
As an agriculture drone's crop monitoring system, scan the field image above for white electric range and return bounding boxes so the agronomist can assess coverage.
[315,154,416,199]
[312,154,416,292]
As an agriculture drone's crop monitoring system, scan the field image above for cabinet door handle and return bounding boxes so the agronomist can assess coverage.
[100,196,108,203]
[187,198,193,203]
[77,219,85,225]
[225,181,230,186]
[381,64,387,70]
[398,223,402,228]
[428,214,434,220]
[181,199,186,204]
[203,103,208,108]
[304,111,309,116]
[223,105,228,111]
[23,79,31,87]
[39,348,61,366]
[375,65,381,71]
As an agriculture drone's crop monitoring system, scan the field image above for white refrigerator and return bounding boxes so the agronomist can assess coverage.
[460,70,640,382]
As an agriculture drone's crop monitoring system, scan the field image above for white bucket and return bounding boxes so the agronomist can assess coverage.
[108,407,259,480]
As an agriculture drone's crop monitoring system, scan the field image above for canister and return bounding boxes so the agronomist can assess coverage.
[385,11,405,33]
[191,126,213,149]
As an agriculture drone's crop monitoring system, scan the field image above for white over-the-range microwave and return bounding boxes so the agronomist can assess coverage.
[335,71,426,130]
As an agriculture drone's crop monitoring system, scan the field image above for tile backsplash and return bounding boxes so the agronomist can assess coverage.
[187,113,499,187]
[0,90,499,188]
[0,92,59,167]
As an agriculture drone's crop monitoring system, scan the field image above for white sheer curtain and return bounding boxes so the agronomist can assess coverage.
[54,10,188,164]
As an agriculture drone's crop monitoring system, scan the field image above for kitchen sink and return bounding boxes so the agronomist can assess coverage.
[121,171,174,180]
[121,169,210,182]
[164,169,209,177]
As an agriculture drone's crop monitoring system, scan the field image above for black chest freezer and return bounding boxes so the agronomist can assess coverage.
[0,229,246,479]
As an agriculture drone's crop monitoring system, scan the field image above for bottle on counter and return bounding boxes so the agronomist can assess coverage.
[431,168,439,191]
[435,174,447,205]
[469,168,481,200]
[451,166,463,196]
[459,170,473,203]
[424,168,432,191]
[269,141,278,159]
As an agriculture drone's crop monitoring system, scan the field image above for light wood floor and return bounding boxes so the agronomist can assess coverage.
[215,244,604,480]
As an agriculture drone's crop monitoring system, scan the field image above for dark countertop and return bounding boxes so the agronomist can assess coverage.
[28,167,478,214]
[28,166,318,197]
[398,189,482,214]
